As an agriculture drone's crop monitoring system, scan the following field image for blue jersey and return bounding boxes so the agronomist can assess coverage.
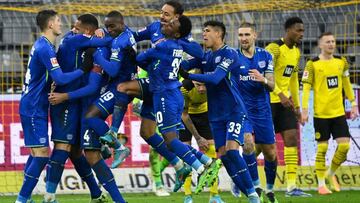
[136,39,183,93]
[187,45,247,122]
[101,28,137,90]
[56,31,112,93]
[236,47,273,113]
[134,21,163,45]
[20,36,60,117]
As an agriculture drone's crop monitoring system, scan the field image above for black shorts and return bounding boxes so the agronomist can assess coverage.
[271,102,298,133]
[314,115,350,142]
[179,112,213,142]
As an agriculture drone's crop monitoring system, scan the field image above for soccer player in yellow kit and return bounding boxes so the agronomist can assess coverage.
[301,32,359,195]
[265,17,311,197]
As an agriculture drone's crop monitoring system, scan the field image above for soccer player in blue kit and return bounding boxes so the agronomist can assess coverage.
[179,21,260,203]
[45,14,112,203]
[16,10,93,203]
[83,11,136,170]
[116,1,217,192]
[135,15,219,194]
[236,22,278,203]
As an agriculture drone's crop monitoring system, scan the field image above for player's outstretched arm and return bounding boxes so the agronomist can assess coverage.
[178,38,204,59]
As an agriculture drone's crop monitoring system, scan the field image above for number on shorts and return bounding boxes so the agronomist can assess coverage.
[83,130,90,143]
[156,111,163,123]
[101,91,114,101]
[228,122,241,134]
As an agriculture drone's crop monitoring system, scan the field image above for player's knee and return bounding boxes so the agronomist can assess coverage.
[69,146,83,160]
[31,147,49,157]
[283,135,298,147]
[84,150,101,166]
[243,142,255,155]
[54,142,71,152]
[263,150,277,161]
[217,146,226,157]
[117,83,127,93]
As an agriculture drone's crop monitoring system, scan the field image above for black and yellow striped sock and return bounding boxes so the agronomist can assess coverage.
[284,146,298,191]
[315,143,328,187]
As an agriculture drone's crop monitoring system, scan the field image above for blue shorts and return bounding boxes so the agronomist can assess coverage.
[50,101,80,145]
[21,115,49,147]
[210,112,247,150]
[81,126,102,150]
[136,78,155,121]
[248,114,276,144]
[153,88,184,134]
[94,90,115,117]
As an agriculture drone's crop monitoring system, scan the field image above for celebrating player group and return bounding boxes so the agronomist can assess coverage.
[16,1,359,203]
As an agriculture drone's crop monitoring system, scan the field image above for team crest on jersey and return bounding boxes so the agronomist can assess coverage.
[50,57,59,67]
[258,61,266,68]
[215,56,221,63]
[302,70,309,79]
[111,51,119,59]
[220,58,233,69]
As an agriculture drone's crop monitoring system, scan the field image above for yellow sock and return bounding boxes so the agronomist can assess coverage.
[284,146,298,191]
[205,144,217,159]
[205,144,218,196]
[315,143,328,187]
[184,173,192,195]
[330,143,350,175]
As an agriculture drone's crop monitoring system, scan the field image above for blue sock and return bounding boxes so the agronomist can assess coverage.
[242,152,260,187]
[46,149,69,193]
[92,159,125,203]
[187,145,211,165]
[72,155,102,199]
[110,102,127,132]
[226,150,255,195]
[24,155,33,173]
[86,117,109,137]
[17,157,48,201]
[145,134,180,166]
[265,159,277,191]
[220,155,248,196]
[169,139,201,170]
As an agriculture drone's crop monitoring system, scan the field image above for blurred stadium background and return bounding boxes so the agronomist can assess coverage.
[0,0,360,198]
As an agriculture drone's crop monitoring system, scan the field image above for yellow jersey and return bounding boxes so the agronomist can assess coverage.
[265,39,301,107]
[302,55,355,118]
[181,86,207,114]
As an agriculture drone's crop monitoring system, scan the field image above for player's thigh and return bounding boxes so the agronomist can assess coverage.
[81,128,102,151]
[21,115,49,148]
[50,101,80,145]
[251,115,276,145]
[140,117,157,139]
[153,89,183,134]
[209,120,227,151]
[189,112,213,140]
[314,117,331,142]
[330,115,351,141]
[118,79,142,97]
[94,90,115,117]
[225,112,247,148]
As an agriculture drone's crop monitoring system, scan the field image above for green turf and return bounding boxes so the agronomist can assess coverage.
[3,191,360,203]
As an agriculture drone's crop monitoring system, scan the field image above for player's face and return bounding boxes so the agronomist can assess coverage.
[161,18,180,38]
[288,23,304,44]
[203,26,218,49]
[73,20,86,34]
[193,81,206,94]
[104,17,124,38]
[50,15,62,36]
[160,4,179,26]
[319,35,336,55]
[238,27,256,51]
